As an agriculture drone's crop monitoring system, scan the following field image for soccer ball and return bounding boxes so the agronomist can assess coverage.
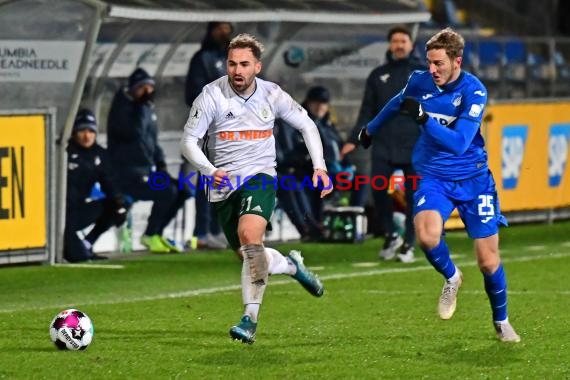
[49,309,94,350]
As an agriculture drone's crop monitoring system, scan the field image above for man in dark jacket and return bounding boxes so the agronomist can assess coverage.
[342,25,425,263]
[183,22,233,249]
[276,86,349,241]
[107,68,188,253]
[65,109,127,263]
[185,22,233,107]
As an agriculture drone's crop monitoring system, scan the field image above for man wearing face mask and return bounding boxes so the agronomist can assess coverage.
[107,67,188,253]
[65,109,128,263]
[341,25,425,263]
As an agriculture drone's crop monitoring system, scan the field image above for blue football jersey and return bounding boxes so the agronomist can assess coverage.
[367,70,489,180]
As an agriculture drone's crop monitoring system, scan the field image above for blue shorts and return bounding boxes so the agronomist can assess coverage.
[413,171,508,239]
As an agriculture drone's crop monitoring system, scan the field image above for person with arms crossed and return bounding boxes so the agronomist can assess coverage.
[181,33,333,344]
[359,28,520,342]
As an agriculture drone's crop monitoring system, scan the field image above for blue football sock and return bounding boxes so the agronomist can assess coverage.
[483,263,508,322]
[423,239,457,280]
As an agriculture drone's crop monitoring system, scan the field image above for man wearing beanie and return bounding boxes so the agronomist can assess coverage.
[107,67,189,253]
[65,109,128,262]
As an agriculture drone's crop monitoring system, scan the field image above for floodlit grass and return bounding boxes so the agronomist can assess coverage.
[0,222,569,379]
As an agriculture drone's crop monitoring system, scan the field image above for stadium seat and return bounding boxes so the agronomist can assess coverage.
[503,40,527,97]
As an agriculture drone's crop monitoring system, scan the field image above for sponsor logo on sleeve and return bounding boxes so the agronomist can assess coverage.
[468,103,484,117]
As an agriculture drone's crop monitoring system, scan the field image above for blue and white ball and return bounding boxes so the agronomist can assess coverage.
[49,309,94,350]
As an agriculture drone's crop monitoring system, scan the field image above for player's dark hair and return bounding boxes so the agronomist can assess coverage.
[387,25,413,41]
[228,33,265,60]
[425,27,465,59]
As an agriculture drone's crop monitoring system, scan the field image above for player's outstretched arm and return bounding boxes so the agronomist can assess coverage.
[366,94,402,136]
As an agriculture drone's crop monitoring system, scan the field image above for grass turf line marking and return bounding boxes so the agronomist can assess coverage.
[361,289,570,296]
[52,263,125,269]
[1,251,568,314]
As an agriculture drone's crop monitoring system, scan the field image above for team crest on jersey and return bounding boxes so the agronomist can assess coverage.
[260,107,272,121]
[452,93,462,107]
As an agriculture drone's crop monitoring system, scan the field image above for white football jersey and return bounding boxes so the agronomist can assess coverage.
[182,76,326,201]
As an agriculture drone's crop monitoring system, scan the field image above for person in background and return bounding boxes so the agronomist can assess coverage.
[184,21,234,249]
[107,68,189,253]
[342,25,425,263]
[64,109,128,263]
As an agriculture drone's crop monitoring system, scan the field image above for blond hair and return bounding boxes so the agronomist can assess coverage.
[228,33,265,60]
[425,27,465,59]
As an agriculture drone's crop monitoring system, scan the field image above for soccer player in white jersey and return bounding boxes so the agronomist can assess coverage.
[181,33,333,344]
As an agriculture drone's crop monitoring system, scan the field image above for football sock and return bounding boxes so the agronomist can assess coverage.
[423,239,457,280]
[244,304,260,322]
[265,247,296,275]
[240,246,267,323]
[483,263,508,322]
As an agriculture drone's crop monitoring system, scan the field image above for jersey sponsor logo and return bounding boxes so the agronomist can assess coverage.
[474,90,486,96]
[217,130,273,141]
[502,125,528,190]
[250,205,263,213]
[548,124,570,187]
[468,103,484,117]
[421,94,433,100]
[225,111,235,119]
[426,112,457,127]
[380,73,390,83]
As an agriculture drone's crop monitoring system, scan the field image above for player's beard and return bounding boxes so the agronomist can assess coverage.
[230,75,255,95]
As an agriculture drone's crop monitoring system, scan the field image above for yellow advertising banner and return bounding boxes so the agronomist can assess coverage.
[445,101,570,229]
[0,115,46,250]
[485,102,570,210]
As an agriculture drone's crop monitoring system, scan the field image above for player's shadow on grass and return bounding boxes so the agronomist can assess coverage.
[436,340,524,366]
[193,347,320,368]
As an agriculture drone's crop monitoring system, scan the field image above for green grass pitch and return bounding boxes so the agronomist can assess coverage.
[0,221,568,379]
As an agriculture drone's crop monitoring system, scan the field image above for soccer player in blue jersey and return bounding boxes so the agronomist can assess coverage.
[358,28,520,342]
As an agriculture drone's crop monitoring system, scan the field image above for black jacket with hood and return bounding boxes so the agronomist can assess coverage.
[184,24,229,107]
[107,89,166,182]
[349,51,425,164]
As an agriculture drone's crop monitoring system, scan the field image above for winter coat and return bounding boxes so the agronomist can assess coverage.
[350,52,426,164]
[66,139,119,205]
[107,89,166,181]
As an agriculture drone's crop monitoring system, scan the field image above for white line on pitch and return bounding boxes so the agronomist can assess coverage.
[52,263,125,269]
[360,289,570,296]
[0,251,568,314]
